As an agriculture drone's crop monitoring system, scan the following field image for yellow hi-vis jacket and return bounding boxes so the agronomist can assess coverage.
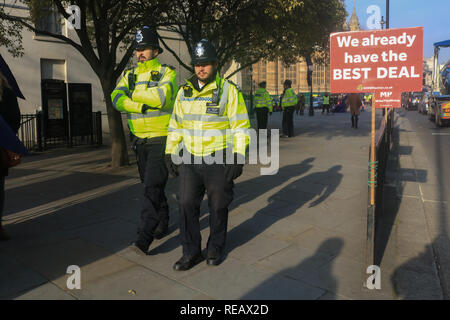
[281,87,298,109]
[254,88,273,112]
[323,95,330,105]
[165,73,251,157]
[111,58,178,139]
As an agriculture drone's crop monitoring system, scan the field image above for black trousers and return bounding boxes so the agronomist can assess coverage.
[282,106,295,137]
[135,142,169,243]
[351,114,359,128]
[256,107,269,130]
[322,104,330,114]
[177,163,234,257]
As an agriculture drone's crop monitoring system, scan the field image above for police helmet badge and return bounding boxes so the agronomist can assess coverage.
[136,30,143,43]
[195,44,205,57]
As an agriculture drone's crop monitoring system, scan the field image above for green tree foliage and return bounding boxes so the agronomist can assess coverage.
[0,4,24,57]
[158,0,346,77]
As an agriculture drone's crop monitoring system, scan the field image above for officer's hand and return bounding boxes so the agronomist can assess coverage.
[165,154,179,177]
[142,104,150,114]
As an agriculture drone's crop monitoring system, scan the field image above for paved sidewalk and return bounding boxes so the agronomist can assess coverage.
[378,109,450,299]
[0,109,391,300]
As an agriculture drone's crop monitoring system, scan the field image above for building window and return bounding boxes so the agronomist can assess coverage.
[281,64,297,85]
[313,64,325,90]
[35,6,62,35]
[259,60,267,82]
[41,59,66,81]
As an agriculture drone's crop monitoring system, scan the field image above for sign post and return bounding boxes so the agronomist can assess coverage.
[330,26,424,267]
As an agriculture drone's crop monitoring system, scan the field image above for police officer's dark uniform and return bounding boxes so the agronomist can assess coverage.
[165,40,251,270]
[111,27,178,254]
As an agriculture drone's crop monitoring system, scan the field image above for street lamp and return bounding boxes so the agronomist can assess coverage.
[308,64,314,116]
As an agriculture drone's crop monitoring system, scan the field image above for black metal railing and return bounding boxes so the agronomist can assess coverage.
[18,111,103,152]
[366,109,394,267]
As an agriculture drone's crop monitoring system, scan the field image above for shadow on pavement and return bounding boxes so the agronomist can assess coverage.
[240,238,344,300]
[224,165,342,258]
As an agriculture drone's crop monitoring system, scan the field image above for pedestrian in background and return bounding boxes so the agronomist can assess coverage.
[254,81,273,130]
[297,93,305,116]
[111,26,178,254]
[0,71,21,241]
[280,80,297,138]
[346,93,362,129]
[322,92,330,115]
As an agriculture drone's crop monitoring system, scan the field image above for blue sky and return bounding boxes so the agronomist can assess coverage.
[344,0,450,64]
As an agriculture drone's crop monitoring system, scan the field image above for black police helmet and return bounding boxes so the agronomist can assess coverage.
[191,39,218,65]
[135,26,163,54]
[284,79,292,86]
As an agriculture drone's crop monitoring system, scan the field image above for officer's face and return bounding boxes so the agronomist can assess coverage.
[136,47,158,62]
[194,62,217,83]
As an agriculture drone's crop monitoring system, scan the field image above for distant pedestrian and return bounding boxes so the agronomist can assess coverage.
[346,93,362,128]
[0,71,21,241]
[297,93,305,116]
[254,81,273,130]
[322,92,330,115]
[280,80,297,138]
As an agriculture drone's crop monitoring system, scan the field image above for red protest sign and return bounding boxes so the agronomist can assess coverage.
[374,91,402,108]
[330,27,423,93]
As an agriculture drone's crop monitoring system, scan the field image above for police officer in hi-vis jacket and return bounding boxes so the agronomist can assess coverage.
[111,26,178,254]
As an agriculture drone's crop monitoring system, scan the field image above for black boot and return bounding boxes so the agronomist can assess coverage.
[173,253,203,271]
[131,237,152,255]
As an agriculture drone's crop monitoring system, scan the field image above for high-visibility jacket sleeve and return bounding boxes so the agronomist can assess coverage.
[111,71,143,114]
[227,86,251,156]
[165,90,184,155]
[132,68,178,109]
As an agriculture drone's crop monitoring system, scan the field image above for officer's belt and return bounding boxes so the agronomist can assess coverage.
[131,134,167,146]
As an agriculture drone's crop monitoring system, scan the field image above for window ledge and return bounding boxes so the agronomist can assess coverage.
[33,35,67,44]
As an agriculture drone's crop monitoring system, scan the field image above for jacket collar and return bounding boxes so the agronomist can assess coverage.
[136,58,161,72]
[186,72,221,94]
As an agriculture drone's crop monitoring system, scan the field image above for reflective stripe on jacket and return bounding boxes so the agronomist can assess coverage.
[254,88,273,112]
[166,73,250,157]
[111,58,178,139]
[281,88,298,109]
